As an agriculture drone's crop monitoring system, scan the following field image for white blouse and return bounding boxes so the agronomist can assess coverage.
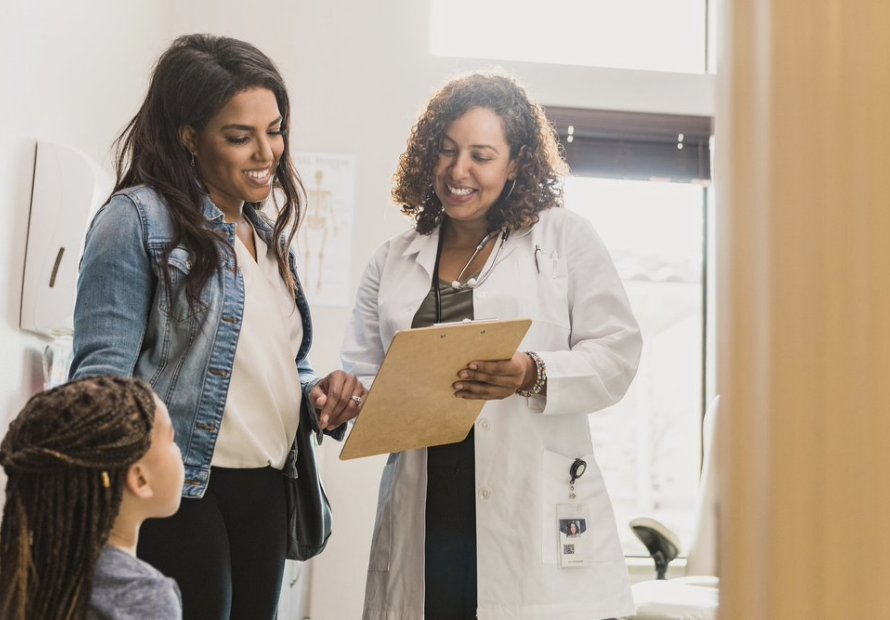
[212,224,303,470]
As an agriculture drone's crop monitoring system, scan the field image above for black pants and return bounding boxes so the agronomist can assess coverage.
[138,467,287,620]
[425,431,477,620]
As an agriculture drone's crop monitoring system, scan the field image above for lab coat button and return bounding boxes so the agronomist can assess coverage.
[478,418,490,431]
[478,486,492,500]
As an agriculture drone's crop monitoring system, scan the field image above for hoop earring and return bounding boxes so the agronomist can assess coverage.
[501,178,517,203]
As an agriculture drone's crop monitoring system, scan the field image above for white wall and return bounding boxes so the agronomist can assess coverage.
[0,0,175,496]
[1,1,714,618]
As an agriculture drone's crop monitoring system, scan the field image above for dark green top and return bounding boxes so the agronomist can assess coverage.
[411,279,476,328]
[412,278,475,467]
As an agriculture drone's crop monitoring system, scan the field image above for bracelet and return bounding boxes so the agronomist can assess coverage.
[516,351,546,397]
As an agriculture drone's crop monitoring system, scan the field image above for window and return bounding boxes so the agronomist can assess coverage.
[552,107,712,554]
[427,0,716,556]
[430,0,712,74]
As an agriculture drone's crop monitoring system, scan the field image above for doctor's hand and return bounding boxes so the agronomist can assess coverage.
[452,352,538,400]
[310,370,367,431]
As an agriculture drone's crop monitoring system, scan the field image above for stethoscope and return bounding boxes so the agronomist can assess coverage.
[432,222,510,323]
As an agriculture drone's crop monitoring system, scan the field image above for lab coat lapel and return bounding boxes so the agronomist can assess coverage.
[401,226,439,279]
[496,224,531,265]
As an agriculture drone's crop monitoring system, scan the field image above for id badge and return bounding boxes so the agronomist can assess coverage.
[556,502,591,568]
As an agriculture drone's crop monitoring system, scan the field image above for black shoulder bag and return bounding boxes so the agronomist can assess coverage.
[285,398,333,561]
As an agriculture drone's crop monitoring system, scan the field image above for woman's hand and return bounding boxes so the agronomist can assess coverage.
[309,371,367,431]
[452,352,538,400]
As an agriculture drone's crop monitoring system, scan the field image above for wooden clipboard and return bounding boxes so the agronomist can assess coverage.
[339,318,532,460]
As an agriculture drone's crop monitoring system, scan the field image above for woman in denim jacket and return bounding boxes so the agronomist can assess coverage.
[69,34,364,619]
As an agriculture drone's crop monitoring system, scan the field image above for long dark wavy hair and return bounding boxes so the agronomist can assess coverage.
[112,33,304,308]
[394,71,570,235]
[0,376,156,620]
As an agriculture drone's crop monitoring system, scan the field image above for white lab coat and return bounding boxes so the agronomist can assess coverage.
[342,207,642,620]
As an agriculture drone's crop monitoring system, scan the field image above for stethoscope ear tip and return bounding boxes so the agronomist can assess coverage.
[451,278,478,290]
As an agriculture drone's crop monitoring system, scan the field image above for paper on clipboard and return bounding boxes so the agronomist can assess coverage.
[339,318,532,460]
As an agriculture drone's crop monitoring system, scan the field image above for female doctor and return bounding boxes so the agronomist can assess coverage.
[342,72,642,620]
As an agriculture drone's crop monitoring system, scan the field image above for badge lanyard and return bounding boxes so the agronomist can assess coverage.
[569,458,586,500]
[557,458,592,568]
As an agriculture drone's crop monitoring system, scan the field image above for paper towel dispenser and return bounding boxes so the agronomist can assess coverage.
[19,141,108,335]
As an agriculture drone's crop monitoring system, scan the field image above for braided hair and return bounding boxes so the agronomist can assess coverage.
[0,376,156,620]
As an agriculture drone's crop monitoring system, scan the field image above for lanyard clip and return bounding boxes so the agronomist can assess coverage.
[570,458,587,485]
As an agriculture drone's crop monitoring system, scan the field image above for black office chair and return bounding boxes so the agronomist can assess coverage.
[628,395,721,620]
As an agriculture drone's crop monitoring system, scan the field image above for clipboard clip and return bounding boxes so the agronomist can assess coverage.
[432,317,500,327]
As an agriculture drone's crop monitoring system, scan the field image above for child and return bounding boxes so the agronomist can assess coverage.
[0,376,184,619]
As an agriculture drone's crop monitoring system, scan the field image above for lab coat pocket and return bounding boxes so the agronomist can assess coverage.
[368,454,399,571]
[541,449,623,565]
[521,257,570,331]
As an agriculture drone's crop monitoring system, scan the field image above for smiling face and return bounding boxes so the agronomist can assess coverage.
[433,106,518,230]
[180,87,285,215]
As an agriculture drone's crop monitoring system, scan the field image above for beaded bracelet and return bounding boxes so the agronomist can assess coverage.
[516,351,546,397]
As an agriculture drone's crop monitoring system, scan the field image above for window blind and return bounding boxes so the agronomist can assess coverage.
[544,107,713,183]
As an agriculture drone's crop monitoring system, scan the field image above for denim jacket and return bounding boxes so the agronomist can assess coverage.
[70,185,320,497]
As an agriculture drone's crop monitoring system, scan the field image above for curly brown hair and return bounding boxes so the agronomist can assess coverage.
[394,71,569,235]
[0,376,156,620]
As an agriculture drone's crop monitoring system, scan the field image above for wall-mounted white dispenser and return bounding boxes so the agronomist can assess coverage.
[19,141,108,336]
